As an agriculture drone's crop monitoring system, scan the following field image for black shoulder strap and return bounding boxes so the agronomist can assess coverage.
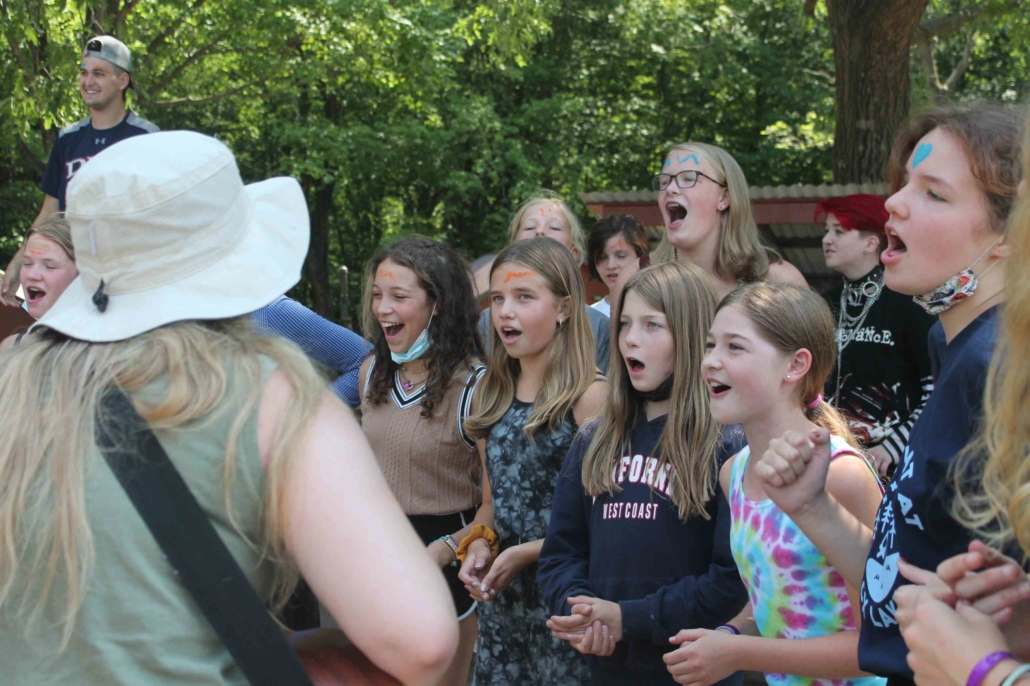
[95,388,313,686]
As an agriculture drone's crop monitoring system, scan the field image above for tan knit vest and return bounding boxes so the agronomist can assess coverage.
[361,359,486,516]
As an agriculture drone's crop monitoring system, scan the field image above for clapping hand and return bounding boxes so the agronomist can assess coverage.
[664,628,738,685]
[547,597,623,656]
[464,545,530,602]
[457,539,494,602]
[900,541,1030,660]
[896,582,1013,686]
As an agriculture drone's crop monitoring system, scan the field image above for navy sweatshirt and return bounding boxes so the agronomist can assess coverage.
[858,308,997,685]
[538,414,748,685]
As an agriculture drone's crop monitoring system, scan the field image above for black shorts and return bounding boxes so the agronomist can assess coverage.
[408,507,478,620]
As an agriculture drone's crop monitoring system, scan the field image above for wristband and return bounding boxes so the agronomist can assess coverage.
[715,624,740,635]
[1001,664,1030,686]
[438,535,460,567]
[968,652,1014,686]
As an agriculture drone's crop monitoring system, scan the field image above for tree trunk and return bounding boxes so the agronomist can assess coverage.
[303,177,336,319]
[827,0,928,183]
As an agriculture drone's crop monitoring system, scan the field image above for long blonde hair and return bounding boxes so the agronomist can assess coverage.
[505,191,587,266]
[952,111,1030,556]
[465,238,595,439]
[0,318,325,646]
[581,262,719,520]
[652,142,779,282]
[718,282,860,449]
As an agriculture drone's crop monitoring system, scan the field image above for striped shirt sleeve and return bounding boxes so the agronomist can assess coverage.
[251,296,373,408]
[880,375,934,464]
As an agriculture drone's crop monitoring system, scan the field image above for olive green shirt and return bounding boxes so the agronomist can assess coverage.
[0,358,277,685]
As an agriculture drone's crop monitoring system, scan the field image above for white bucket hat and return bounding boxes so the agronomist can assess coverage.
[33,131,309,342]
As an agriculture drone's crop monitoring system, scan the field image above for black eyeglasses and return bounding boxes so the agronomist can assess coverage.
[651,170,727,192]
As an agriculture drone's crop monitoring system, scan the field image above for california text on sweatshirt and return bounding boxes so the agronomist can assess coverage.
[538,413,748,685]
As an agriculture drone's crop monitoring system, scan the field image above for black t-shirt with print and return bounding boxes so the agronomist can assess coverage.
[40,112,159,210]
[825,268,936,463]
[857,308,998,684]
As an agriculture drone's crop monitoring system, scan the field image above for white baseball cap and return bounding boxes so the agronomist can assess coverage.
[83,35,133,73]
[33,131,310,342]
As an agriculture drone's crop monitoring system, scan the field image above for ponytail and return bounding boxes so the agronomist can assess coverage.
[806,398,862,451]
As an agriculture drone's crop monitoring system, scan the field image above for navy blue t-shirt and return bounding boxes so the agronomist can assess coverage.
[41,112,159,209]
[858,308,998,684]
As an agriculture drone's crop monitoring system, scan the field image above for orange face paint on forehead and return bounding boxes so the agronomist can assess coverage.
[376,269,395,279]
[504,270,537,283]
[26,239,53,257]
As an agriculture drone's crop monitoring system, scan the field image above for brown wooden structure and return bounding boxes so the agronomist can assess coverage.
[581,182,889,293]
[472,182,889,307]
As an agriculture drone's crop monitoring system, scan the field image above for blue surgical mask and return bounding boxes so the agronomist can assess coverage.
[390,311,435,364]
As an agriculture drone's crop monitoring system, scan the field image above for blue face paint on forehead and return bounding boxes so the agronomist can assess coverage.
[664,159,672,168]
[676,153,700,166]
[912,143,932,168]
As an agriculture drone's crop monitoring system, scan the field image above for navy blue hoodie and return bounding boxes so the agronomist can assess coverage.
[538,414,748,685]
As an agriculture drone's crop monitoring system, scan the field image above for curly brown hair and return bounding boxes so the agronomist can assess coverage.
[360,236,484,418]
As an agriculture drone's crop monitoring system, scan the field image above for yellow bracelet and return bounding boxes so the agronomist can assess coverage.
[455,525,500,562]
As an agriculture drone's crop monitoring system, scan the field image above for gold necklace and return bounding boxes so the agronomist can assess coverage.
[398,366,427,391]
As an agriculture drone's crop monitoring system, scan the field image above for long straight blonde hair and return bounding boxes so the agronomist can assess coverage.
[0,318,325,646]
[652,142,780,283]
[581,261,719,520]
[952,110,1030,557]
[465,238,595,439]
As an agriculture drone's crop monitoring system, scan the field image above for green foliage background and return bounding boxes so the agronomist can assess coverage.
[2,0,1027,326]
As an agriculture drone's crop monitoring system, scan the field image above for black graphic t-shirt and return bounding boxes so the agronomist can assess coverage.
[825,269,936,465]
[858,308,998,684]
[41,112,159,209]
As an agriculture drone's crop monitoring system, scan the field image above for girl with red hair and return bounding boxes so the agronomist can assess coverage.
[818,194,935,476]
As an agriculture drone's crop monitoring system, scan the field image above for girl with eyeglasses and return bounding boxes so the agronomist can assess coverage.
[651,143,807,300]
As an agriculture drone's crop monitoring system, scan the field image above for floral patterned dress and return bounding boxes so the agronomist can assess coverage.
[727,436,885,686]
[473,399,591,686]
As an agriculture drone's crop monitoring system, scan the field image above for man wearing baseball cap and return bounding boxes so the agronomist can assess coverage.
[2,35,159,305]
[42,35,160,213]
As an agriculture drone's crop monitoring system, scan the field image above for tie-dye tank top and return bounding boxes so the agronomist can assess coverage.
[728,436,885,686]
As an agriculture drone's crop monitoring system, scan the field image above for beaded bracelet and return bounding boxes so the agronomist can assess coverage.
[968,652,1014,686]
[1001,664,1030,686]
[715,624,740,635]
